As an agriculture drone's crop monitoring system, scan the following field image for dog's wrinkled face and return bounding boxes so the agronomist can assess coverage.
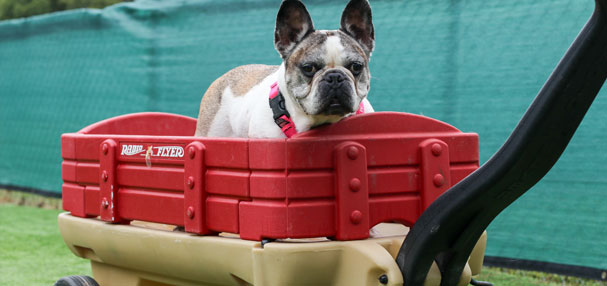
[285,31,370,116]
[275,0,374,119]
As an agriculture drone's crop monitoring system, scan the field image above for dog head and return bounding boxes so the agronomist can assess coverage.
[274,0,374,125]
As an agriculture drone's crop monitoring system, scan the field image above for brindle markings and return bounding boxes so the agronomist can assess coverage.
[195,64,278,136]
[286,32,328,68]
[284,30,369,103]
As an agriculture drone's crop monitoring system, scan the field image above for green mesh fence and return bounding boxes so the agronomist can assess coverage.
[0,0,605,275]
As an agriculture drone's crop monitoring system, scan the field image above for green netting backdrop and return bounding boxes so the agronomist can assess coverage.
[1,0,605,272]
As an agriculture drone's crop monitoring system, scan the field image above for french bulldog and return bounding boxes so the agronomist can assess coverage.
[195,0,375,138]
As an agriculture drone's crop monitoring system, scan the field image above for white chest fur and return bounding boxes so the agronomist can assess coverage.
[206,63,373,138]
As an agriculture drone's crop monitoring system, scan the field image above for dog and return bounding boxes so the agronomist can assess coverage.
[195,0,375,138]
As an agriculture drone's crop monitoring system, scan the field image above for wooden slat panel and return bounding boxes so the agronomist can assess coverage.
[84,186,100,217]
[239,200,288,240]
[287,200,335,238]
[62,183,85,217]
[65,135,250,168]
[286,134,478,169]
[117,164,183,191]
[206,169,250,197]
[286,171,333,199]
[249,139,287,170]
[117,188,184,226]
[368,167,419,195]
[250,170,286,199]
[207,196,240,233]
[369,195,421,227]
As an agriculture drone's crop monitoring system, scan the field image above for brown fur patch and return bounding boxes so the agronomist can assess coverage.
[286,32,328,68]
[229,65,278,96]
[337,30,369,63]
[287,47,307,68]
[195,64,278,136]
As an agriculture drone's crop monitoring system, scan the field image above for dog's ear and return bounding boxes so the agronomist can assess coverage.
[340,0,374,56]
[274,0,315,59]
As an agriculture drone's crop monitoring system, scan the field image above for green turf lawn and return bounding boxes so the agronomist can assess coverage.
[1,190,606,286]
[477,267,607,286]
[0,204,92,286]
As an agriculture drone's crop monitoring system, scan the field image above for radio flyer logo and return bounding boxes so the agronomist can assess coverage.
[121,144,144,156]
[120,144,185,159]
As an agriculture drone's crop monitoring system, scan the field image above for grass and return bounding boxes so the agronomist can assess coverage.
[1,189,606,285]
[0,191,92,286]
[477,267,607,286]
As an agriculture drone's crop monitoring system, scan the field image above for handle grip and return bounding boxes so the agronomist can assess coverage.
[397,1,607,285]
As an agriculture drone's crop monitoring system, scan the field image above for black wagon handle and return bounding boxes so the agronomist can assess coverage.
[396,0,607,285]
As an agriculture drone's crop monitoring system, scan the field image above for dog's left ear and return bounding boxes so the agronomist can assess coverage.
[340,0,374,56]
[275,0,315,59]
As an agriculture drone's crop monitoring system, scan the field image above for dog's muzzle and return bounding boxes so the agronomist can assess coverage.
[318,70,354,115]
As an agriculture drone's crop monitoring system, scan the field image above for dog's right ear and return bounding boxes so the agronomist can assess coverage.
[340,0,374,56]
[274,0,315,59]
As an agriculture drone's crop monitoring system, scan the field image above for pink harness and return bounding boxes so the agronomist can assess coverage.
[269,82,364,138]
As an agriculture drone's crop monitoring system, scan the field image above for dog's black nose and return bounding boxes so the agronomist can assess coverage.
[324,71,346,84]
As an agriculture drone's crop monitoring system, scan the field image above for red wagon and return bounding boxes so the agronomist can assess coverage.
[57,112,489,286]
[61,112,478,242]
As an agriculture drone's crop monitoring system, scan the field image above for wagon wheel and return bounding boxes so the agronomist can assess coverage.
[54,275,99,286]
[396,0,607,285]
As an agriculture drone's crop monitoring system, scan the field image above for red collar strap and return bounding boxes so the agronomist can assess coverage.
[269,82,364,138]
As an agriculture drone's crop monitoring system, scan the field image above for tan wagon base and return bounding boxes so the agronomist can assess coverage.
[58,213,487,286]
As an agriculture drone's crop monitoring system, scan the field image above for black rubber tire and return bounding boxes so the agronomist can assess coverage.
[54,275,99,286]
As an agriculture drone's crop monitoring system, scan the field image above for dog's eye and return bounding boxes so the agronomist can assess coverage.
[300,64,317,77]
[350,62,364,76]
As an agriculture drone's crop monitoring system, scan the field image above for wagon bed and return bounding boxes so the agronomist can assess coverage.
[61,112,478,241]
